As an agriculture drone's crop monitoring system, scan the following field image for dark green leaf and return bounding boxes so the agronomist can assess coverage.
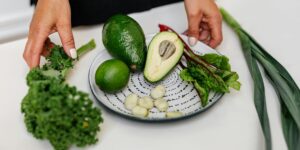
[281,104,300,150]
[45,45,73,72]
[221,8,272,150]
[253,48,300,129]
[194,81,209,107]
[188,62,229,93]
[268,72,300,150]
[22,39,101,150]
[222,71,241,90]
[200,53,231,71]
[179,69,194,82]
[222,7,300,150]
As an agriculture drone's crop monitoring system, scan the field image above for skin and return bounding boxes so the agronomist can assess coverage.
[23,0,222,68]
[184,0,222,48]
[23,0,75,69]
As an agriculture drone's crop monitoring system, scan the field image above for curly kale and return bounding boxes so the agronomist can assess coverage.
[21,39,103,150]
[43,45,73,72]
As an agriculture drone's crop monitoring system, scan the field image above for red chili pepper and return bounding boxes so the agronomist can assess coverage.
[158,24,170,32]
[158,24,193,52]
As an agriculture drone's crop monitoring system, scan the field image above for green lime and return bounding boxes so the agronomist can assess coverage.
[95,59,130,93]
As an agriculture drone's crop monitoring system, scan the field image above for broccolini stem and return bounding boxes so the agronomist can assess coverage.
[61,39,96,78]
[76,39,96,57]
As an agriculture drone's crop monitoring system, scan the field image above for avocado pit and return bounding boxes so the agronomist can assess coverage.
[159,40,176,60]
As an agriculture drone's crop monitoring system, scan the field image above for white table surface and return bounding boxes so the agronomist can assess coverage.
[0,1,299,150]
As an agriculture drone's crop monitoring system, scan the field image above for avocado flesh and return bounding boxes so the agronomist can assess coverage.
[144,32,184,82]
[102,14,146,71]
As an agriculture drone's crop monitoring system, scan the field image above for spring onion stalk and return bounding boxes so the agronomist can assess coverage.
[220,8,300,150]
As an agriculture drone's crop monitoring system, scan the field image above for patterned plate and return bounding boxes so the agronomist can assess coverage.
[88,34,223,122]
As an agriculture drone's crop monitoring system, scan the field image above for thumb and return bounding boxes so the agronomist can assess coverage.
[57,24,76,59]
[187,13,202,46]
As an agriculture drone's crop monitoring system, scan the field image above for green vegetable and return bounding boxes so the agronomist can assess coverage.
[221,8,300,150]
[159,24,240,107]
[180,54,240,106]
[21,39,103,150]
[102,14,147,71]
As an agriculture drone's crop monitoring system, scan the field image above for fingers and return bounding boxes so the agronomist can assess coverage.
[41,38,55,57]
[23,28,49,69]
[187,12,203,46]
[199,30,210,44]
[57,23,76,59]
[207,14,223,48]
[199,23,210,42]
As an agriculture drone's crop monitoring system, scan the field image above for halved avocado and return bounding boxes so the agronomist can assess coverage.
[144,32,184,82]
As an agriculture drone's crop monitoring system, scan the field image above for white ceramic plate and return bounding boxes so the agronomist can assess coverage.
[88,34,223,122]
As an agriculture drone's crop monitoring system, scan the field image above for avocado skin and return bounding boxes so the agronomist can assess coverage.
[102,14,146,71]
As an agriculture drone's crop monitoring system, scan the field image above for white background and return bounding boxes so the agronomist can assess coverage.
[0,0,33,43]
[0,0,300,150]
[0,0,31,15]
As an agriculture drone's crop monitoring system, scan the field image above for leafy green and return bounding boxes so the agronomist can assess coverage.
[200,53,231,70]
[180,53,241,106]
[194,81,209,106]
[21,39,102,150]
[180,68,209,105]
[44,45,73,72]
[281,104,300,150]
[159,24,241,107]
[221,8,300,150]
[179,69,194,82]
[187,61,228,93]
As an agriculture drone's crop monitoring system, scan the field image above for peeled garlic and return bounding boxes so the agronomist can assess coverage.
[154,98,169,112]
[125,94,138,110]
[138,96,154,109]
[132,106,148,117]
[166,111,183,118]
[150,85,166,99]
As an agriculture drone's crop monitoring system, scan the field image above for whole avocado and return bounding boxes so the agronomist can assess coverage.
[102,14,146,71]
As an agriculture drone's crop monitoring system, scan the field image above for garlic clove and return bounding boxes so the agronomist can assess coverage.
[125,94,138,110]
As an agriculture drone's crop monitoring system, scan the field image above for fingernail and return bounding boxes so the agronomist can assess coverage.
[188,37,197,46]
[69,48,77,59]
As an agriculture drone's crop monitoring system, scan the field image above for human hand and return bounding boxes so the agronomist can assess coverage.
[23,0,76,69]
[184,0,222,48]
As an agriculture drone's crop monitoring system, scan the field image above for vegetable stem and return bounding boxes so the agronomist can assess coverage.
[62,39,96,78]
[221,7,300,150]
[158,24,220,70]
[77,39,96,57]
[159,24,224,81]
[159,24,240,106]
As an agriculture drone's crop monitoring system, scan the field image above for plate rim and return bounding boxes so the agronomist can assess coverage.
[88,34,224,122]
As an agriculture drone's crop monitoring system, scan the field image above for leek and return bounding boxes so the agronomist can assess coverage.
[220,8,300,150]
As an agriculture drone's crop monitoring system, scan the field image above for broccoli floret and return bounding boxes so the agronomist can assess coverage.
[21,39,102,150]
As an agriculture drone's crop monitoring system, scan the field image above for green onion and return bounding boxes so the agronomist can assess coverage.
[220,8,300,150]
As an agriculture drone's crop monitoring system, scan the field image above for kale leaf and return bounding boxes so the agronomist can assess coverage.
[21,39,102,150]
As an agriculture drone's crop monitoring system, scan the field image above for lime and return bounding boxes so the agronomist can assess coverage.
[95,59,130,93]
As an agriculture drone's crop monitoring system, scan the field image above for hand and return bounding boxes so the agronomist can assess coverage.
[23,0,76,69]
[184,0,222,48]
